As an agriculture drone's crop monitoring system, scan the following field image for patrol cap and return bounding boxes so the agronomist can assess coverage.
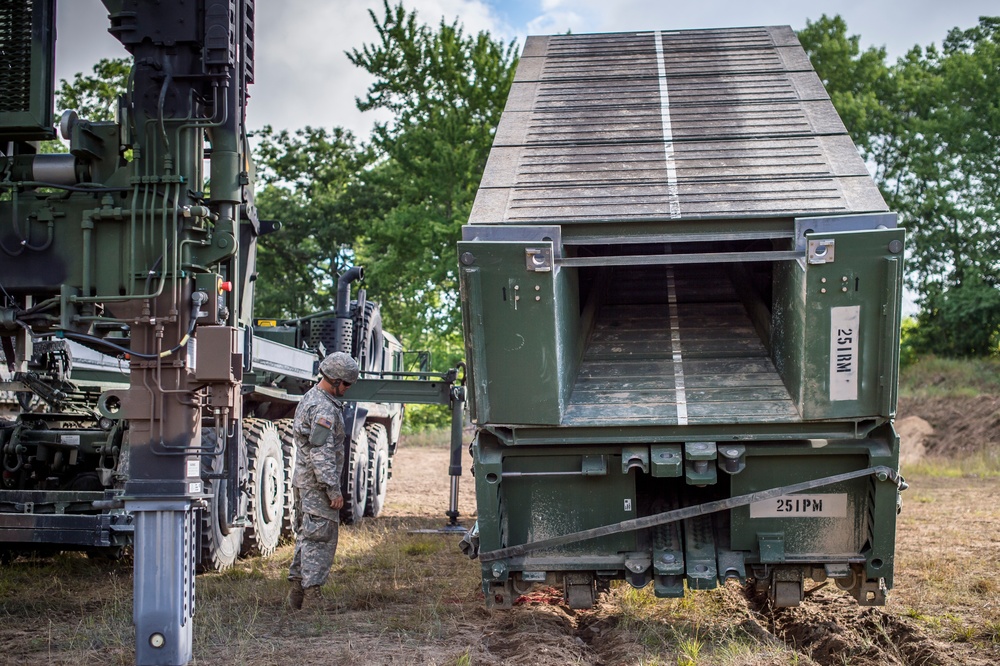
[319,352,359,384]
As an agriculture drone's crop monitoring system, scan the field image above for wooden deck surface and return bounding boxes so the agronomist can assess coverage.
[469,27,888,226]
[563,265,799,426]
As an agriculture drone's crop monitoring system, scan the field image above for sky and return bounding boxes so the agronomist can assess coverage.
[54,0,997,137]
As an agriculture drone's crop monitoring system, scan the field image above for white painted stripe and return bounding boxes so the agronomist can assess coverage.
[654,31,682,219]
[666,267,688,425]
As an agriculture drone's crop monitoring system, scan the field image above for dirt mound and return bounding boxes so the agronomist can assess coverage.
[471,593,647,665]
[896,416,932,466]
[897,395,1000,458]
[740,585,985,666]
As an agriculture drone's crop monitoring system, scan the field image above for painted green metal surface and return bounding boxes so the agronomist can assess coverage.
[0,0,56,140]
[458,240,579,425]
[776,228,905,421]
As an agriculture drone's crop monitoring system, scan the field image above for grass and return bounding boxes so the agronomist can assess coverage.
[5,356,998,663]
[899,355,1000,398]
[594,582,800,665]
[984,621,1000,644]
[4,479,992,665]
[901,451,1000,478]
[398,427,453,448]
[0,517,483,664]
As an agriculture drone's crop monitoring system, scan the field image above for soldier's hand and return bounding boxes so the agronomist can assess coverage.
[330,495,344,510]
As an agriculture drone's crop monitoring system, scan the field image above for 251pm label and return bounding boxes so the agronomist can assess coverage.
[750,493,848,519]
[829,305,860,401]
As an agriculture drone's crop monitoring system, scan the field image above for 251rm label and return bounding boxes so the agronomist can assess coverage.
[749,493,848,519]
[829,305,860,401]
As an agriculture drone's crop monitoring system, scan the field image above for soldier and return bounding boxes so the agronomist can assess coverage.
[287,351,360,610]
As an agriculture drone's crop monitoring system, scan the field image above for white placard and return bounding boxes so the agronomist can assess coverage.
[829,305,860,401]
[750,493,848,518]
[186,460,200,477]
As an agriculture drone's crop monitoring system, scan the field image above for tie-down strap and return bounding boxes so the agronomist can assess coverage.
[479,465,904,563]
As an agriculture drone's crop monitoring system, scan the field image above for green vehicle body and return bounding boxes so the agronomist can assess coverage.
[459,27,905,609]
[0,2,465,663]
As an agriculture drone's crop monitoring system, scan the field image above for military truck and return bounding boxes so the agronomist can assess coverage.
[459,27,906,610]
[0,2,466,664]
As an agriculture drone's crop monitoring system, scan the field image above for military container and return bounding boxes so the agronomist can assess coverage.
[459,26,905,609]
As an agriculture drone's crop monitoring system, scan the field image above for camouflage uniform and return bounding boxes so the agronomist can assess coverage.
[287,383,346,589]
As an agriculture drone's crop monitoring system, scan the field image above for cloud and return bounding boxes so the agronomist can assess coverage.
[54,0,998,137]
[56,0,507,137]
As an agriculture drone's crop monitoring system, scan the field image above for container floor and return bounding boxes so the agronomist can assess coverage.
[564,265,800,426]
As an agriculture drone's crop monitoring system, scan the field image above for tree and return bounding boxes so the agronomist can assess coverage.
[905,276,1000,358]
[800,16,1000,357]
[884,18,1000,354]
[251,125,374,318]
[346,1,518,360]
[797,15,894,159]
[56,58,131,122]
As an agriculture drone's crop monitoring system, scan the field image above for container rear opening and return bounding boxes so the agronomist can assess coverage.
[564,240,801,426]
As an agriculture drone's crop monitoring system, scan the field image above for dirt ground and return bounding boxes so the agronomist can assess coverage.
[244,430,1000,666]
[379,416,1000,666]
[2,397,998,665]
[269,396,1000,665]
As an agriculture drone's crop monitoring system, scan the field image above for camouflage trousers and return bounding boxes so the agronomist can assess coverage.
[287,503,340,589]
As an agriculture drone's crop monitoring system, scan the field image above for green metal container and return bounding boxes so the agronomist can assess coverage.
[460,26,905,609]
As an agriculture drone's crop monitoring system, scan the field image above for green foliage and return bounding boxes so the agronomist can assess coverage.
[898,317,920,369]
[905,277,1000,358]
[887,20,1000,307]
[56,57,130,122]
[899,354,1000,398]
[800,16,1000,358]
[347,1,518,357]
[797,15,892,157]
[251,125,374,318]
[249,2,517,386]
[400,403,451,434]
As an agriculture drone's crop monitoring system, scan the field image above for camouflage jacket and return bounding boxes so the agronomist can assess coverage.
[292,384,346,520]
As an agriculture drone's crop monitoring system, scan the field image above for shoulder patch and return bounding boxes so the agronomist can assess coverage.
[308,416,334,447]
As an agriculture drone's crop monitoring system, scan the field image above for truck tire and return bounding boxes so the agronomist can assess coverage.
[340,434,369,525]
[274,418,296,539]
[198,428,245,572]
[356,302,384,374]
[240,419,284,557]
[364,423,390,518]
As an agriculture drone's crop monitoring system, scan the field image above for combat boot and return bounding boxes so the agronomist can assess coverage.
[302,585,324,608]
[288,580,304,610]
